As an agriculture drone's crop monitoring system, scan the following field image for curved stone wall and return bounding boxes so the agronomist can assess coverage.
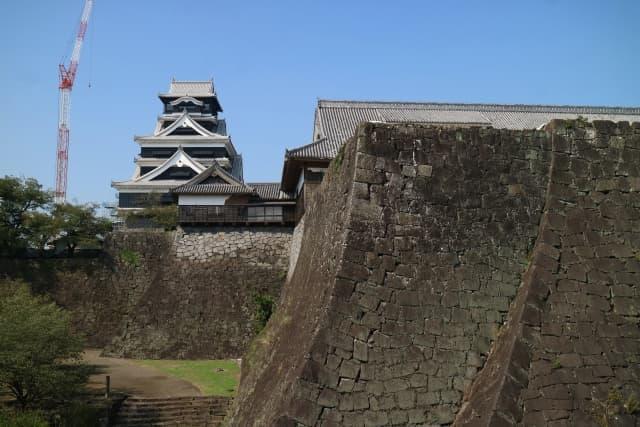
[229,121,640,426]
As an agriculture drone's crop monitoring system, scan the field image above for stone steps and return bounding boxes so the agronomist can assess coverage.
[112,396,231,427]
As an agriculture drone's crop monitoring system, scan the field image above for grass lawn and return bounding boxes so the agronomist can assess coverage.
[135,359,240,397]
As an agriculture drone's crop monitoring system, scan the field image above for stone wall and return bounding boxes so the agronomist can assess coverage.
[287,217,305,280]
[456,120,640,426]
[1,227,292,359]
[175,227,291,267]
[228,121,640,426]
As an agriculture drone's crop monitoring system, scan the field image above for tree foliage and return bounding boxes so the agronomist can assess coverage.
[253,293,275,333]
[124,198,178,231]
[0,177,52,255]
[139,205,178,231]
[0,176,112,256]
[51,203,112,256]
[23,212,56,253]
[0,282,89,409]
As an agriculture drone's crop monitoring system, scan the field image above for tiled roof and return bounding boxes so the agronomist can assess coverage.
[248,183,295,201]
[166,80,214,97]
[285,138,341,160]
[172,184,253,195]
[297,100,640,160]
[179,161,247,187]
[173,182,294,200]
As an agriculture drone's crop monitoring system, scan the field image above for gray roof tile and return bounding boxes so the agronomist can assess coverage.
[166,80,214,96]
[172,184,253,195]
[289,100,640,160]
[248,183,295,201]
[285,138,342,160]
[173,181,294,201]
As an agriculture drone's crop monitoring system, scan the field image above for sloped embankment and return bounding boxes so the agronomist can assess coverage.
[230,120,640,426]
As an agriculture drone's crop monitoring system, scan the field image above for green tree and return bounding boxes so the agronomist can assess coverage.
[51,204,112,256]
[23,212,58,253]
[0,283,89,409]
[141,205,178,231]
[121,192,178,231]
[0,176,52,255]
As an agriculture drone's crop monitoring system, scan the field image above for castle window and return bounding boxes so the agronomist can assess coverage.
[247,206,283,222]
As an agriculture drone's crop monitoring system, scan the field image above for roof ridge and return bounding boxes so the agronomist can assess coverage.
[286,137,327,151]
[317,99,640,114]
[286,137,334,157]
[172,79,213,83]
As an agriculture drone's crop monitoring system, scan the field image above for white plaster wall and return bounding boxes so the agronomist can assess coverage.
[178,195,229,206]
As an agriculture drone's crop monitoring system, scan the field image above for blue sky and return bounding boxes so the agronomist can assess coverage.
[1,0,639,204]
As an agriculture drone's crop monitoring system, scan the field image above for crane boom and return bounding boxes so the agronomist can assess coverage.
[55,0,94,203]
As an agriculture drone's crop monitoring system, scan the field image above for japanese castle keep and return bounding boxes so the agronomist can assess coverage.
[112,79,295,225]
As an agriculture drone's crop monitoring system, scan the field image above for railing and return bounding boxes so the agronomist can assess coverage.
[179,205,296,225]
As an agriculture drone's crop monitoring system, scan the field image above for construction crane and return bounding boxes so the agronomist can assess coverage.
[55,0,94,204]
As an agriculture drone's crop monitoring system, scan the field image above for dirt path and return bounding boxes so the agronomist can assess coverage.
[83,349,202,398]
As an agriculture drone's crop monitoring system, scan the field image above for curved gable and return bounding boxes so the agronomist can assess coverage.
[169,96,204,107]
[136,147,205,182]
[183,162,247,187]
[155,110,218,137]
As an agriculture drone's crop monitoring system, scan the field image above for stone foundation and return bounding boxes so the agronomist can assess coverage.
[175,227,292,268]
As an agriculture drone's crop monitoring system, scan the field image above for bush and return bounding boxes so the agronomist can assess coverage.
[0,410,48,427]
[145,205,178,231]
[119,249,141,267]
[0,282,89,409]
[253,294,275,333]
[125,205,178,231]
[56,402,102,427]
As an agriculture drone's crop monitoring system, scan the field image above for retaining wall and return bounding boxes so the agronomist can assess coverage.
[228,121,640,426]
[1,227,292,359]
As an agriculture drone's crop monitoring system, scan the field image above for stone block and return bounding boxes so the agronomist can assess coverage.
[388,410,408,425]
[407,408,428,424]
[318,388,339,408]
[337,378,355,393]
[397,389,416,409]
[427,377,449,392]
[401,165,416,177]
[339,359,361,379]
[353,340,368,362]
[384,378,410,393]
[362,410,388,426]
[417,164,433,177]
[355,168,386,184]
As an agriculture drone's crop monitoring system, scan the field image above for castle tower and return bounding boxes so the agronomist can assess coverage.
[112,79,243,209]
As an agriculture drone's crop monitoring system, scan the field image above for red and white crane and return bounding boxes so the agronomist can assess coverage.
[55,0,94,203]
